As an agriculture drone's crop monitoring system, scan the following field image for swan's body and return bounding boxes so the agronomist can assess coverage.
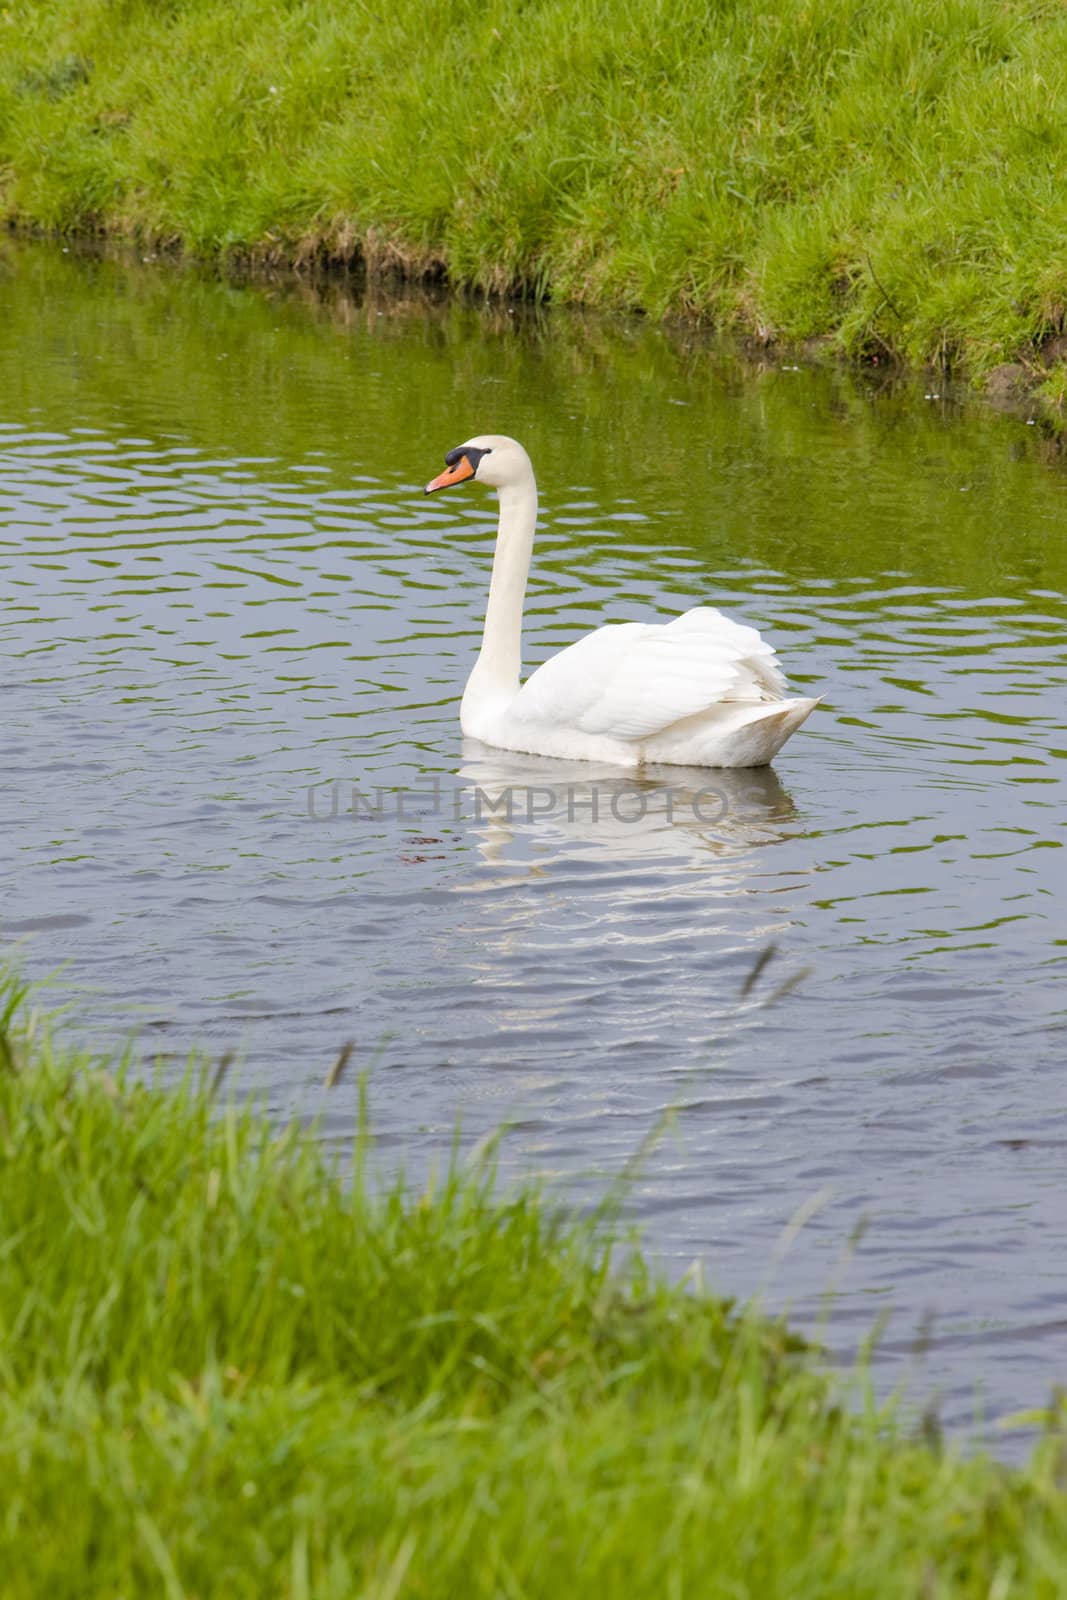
[425,435,819,769]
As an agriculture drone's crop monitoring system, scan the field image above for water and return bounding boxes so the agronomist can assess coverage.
[2,242,1065,1448]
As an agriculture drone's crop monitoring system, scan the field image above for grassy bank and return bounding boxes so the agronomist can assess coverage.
[0,977,1065,1596]
[2,1,1067,398]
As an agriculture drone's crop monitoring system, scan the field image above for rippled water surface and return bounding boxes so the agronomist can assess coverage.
[3,243,1065,1446]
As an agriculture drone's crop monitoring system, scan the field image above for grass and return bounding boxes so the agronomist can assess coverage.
[2,0,1067,392]
[1,972,1067,1596]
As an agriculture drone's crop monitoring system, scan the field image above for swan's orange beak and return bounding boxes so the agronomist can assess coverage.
[425,454,475,494]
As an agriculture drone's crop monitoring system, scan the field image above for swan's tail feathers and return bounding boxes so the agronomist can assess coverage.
[739,695,821,766]
[643,695,822,769]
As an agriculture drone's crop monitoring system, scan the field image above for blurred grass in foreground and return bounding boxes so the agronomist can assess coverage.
[1,971,1067,1596]
[2,0,1067,398]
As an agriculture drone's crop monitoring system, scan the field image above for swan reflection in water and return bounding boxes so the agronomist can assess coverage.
[455,740,800,880]
[431,749,806,1065]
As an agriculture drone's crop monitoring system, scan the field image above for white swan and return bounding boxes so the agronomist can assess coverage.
[425,434,819,769]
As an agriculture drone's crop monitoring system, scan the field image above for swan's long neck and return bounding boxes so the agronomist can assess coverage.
[470,471,537,698]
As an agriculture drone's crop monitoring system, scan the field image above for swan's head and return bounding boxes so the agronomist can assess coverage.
[424,434,532,495]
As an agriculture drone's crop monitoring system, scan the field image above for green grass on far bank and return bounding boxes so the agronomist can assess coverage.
[2,0,1067,398]
[1,976,1067,1596]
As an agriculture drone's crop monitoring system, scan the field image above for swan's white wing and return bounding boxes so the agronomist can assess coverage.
[512,607,787,742]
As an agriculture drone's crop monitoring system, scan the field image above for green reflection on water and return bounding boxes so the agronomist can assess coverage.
[1,239,1064,603]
